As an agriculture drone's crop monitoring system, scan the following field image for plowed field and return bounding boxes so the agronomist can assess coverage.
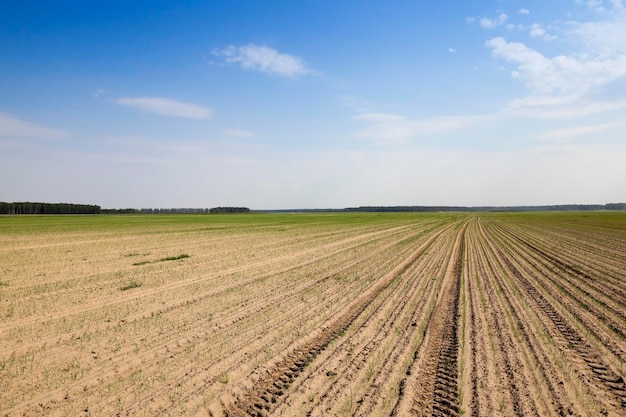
[1,212,625,416]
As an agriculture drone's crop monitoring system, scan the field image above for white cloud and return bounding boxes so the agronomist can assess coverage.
[0,112,68,140]
[566,11,626,58]
[527,23,557,41]
[538,123,618,141]
[353,112,406,122]
[115,97,213,119]
[611,0,625,10]
[480,13,508,29]
[487,37,626,96]
[509,98,626,118]
[4,130,625,208]
[481,1,626,120]
[352,112,490,144]
[581,0,625,13]
[448,47,456,53]
[224,129,255,138]
[341,96,371,112]
[529,23,545,38]
[518,8,530,15]
[213,44,310,77]
[585,0,608,12]
[509,95,579,109]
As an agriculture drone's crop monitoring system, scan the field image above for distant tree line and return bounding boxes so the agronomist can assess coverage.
[141,208,211,214]
[3,202,623,215]
[209,207,251,214]
[99,207,251,214]
[100,208,142,214]
[101,208,212,214]
[0,202,101,215]
[605,203,626,210]
[267,204,625,213]
[342,204,626,213]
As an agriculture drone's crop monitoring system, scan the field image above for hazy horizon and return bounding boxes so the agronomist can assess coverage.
[2,1,626,209]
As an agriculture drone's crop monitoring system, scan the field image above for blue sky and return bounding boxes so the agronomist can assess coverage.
[1,0,625,209]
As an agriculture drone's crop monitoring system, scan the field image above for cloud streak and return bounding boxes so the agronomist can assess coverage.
[352,112,490,145]
[538,123,619,141]
[115,97,213,119]
[0,112,68,140]
[483,2,626,120]
[223,129,255,138]
[213,44,310,77]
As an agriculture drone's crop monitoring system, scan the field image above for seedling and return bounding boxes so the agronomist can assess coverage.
[119,280,143,291]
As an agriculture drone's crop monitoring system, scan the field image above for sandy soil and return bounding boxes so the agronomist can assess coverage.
[1,213,624,416]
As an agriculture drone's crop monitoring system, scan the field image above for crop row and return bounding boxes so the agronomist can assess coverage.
[1,212,624,416]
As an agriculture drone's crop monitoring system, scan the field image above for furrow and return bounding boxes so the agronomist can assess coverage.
[208,223,454,417]
[484,222,626,414]
[391,221,466,417]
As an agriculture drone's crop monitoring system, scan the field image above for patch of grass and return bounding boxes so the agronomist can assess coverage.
[158,254,190,262]
[366,362,375,381]
[125,252,151,257]
[119,280,143,291]
[0,280,10,287]
[131,253,189,266]
[218,371,229,384]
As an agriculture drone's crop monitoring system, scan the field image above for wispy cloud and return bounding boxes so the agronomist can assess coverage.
[0,111,68,140]
[567,8,626,58]
[510,98,626,119]
[341,96,371,112]
[483,1,626,120]
[486,21,626,116]
[528,23,557,40]
[487,33,626,114]
[580,0,610,13]
[212,44,310,77]
[115,97,213,119]
[352,112,490,145]
[353,112,406,122]
[518,8,530,15]
[538,123,618,141]
[224,129,255,138]
[479,13,508,29]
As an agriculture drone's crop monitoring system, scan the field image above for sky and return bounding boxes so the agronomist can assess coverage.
[1,0,626,209]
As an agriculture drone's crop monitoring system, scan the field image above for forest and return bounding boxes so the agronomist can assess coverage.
[2,202,624,215]
[0,202,101,215]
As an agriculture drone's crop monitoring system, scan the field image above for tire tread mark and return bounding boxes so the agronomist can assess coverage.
[487,223,626,411]
[213,224,455,417]
[391,222,467,417]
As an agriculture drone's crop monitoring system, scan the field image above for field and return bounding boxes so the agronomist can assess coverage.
[1,212,625,417]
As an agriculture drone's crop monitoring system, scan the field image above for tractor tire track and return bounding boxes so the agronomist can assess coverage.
[391,221,467,417]
[484,222,626,414]
[210,223,457,417]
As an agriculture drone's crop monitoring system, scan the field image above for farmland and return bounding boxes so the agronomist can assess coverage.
[1,212,625,416]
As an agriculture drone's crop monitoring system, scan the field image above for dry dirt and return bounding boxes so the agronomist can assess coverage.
[1,213,625,416]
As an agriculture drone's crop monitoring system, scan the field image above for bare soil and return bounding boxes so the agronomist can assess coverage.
[1,213,624,416]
